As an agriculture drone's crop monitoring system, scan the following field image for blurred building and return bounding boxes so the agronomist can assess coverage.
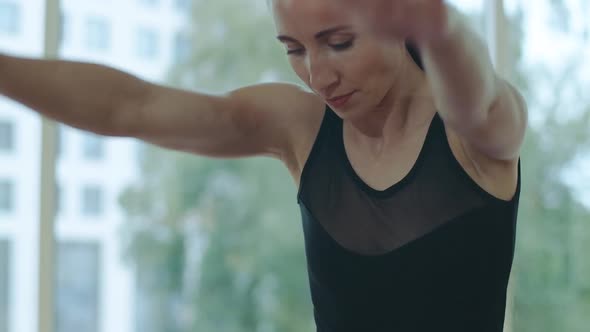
[0,1,191,332]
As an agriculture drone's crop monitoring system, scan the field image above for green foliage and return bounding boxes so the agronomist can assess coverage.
[168,0,299,91]
[188,158,313,332]
[119,1,314,331]
[507,2,590,331]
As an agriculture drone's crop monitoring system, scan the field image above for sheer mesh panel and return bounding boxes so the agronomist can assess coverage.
[298,109,488,255]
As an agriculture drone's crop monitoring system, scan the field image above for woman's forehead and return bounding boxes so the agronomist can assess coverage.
[271,0,354,34]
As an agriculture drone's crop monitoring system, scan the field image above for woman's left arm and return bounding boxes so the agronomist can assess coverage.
[344,0,528,161]
[417,4,527,161]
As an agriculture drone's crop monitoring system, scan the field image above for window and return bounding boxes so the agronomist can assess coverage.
[136,28,159,59]
[0,121,14,152]
[0,1,20,35]
[501,1,590,331]
[0,180,13,213]
[173,32,191,63]
[0,240,10,332]
[56,126,64,157]
[55,185,62,216]
[60,12,69,45]
[55,242,100,332]
[139,0,159,7]
[86,17,110,51]
[175,0,191,11]
[82,134,104,160]
[81,186,103,217]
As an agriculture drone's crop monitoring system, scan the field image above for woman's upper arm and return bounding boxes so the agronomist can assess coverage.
[117,82,323,161]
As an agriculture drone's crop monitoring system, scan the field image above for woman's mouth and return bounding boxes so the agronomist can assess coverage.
[327,91,356,108]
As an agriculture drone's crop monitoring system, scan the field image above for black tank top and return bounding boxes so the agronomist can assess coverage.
[297,107,521,332]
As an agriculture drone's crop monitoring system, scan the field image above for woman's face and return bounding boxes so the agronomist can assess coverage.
[271,0,407,119]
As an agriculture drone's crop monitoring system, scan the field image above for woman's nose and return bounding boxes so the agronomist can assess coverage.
[307,55,339,97]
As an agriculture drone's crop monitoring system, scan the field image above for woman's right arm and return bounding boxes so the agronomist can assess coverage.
[0,54,324,162]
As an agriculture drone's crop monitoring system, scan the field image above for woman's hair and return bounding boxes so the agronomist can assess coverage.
[405,41,424,70]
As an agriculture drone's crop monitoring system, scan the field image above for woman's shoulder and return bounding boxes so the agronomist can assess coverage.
[247,82,326,181]
[232,81,325,131]
[271,82,323,106]
[254,81,325,129]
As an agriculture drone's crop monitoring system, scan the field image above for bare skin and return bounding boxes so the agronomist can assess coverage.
[0,0,526,201]
[271,0,526,200]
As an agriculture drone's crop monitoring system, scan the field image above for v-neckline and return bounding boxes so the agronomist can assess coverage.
[338,112,440,198]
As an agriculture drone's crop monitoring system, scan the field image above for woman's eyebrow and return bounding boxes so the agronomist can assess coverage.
[314,25,352,39]
[277,25,352,43]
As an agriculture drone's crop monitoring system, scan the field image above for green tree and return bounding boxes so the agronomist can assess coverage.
[168,0,299,91]
[120,1,314,331]
[507,1,590,331]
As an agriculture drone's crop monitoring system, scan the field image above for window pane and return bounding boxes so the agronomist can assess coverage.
[56,185,62,216]
[140,0,159,7]
[81,186,103,217]
[136,28,159,59]
[86,17,110,51]
[82,134,104,160]
[56,126,64,157]
[60,12,69,46]
[174,32,191,62]
[0,240,10,332]
[502,0,590,331]
[175,0,191,11]
[0,180,13,213]
[0,121,14,152]
[55,242,100,332]
[0,2,20,35]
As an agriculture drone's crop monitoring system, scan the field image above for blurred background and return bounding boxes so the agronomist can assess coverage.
[0,0,588,331]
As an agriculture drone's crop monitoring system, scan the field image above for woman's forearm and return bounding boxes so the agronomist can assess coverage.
[419,7,498,129]
[0,54,149,135]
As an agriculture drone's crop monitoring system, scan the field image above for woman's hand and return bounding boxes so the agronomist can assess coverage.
[345,0,527,163]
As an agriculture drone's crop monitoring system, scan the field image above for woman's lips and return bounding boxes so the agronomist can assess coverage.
[327,91,355,108]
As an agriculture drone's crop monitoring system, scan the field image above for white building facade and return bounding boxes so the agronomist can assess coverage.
[0,1,191,332]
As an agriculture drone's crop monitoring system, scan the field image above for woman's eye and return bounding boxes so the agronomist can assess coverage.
[330,40,354,51]
[287,48,305,55]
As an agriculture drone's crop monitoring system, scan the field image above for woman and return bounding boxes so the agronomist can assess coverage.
[0,0,527,330]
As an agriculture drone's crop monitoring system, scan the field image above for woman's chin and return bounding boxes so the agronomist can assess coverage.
[332,106,368,121]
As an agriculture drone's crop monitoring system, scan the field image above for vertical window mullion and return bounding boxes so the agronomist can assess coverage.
[39,1,62,332]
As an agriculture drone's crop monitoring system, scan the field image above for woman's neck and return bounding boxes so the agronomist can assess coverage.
[347,63,434,144]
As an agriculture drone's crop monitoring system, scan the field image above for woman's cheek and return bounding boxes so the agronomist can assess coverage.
[290,59,311,85]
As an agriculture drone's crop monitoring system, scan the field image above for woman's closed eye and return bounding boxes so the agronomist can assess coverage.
[284,41,304,55]
[329,39,354,51]
[286,40,354,56]
[287,47,305,55]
